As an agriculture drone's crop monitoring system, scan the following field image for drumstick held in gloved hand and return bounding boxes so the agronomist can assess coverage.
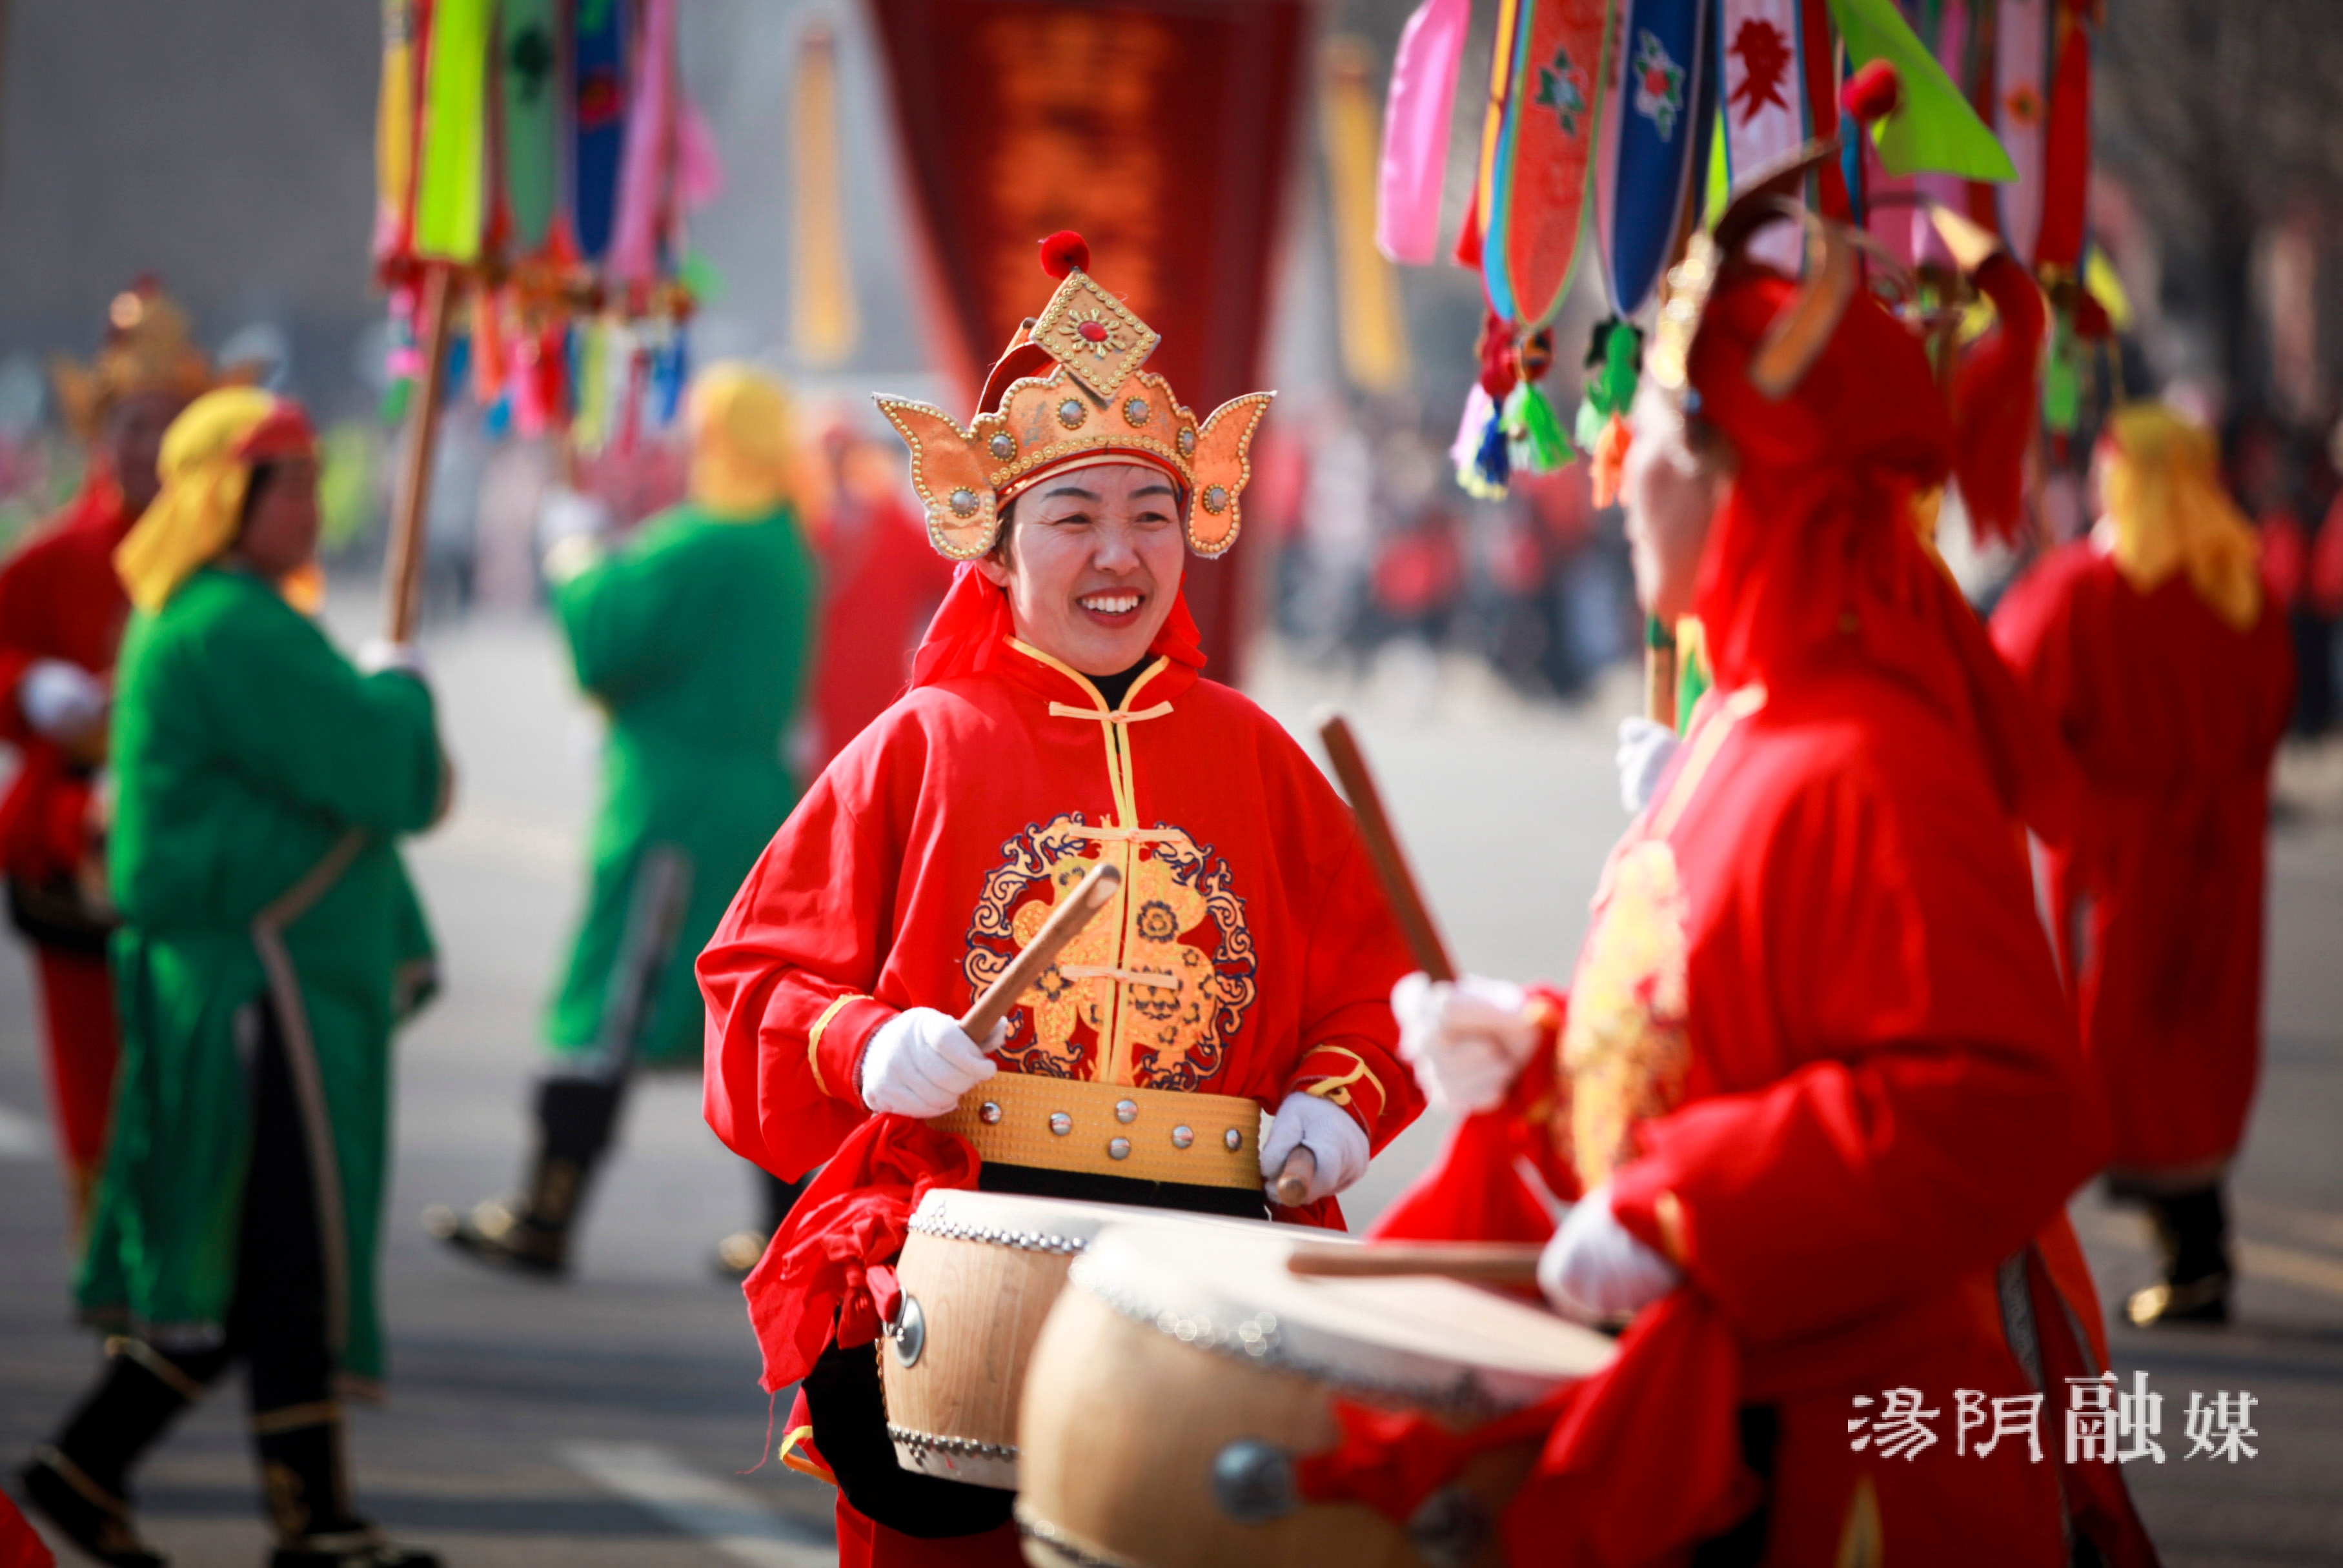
[1315,712,1456,981]
[1272,1147,1315,1208]
[1285,1240,1543,1287]
[957,861,1122,1046]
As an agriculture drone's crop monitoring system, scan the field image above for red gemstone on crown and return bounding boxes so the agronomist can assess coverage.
[1078,321,1110,343]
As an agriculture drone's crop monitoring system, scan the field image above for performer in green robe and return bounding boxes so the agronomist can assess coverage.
[19,388,445,1568]
[431,362,817,1276]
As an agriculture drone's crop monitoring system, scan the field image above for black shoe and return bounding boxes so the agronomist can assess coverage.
[423,1197,568,1276]
[267,1532,442,1568]
[19,1449,167,1568]
[2126,1272,2231,1327]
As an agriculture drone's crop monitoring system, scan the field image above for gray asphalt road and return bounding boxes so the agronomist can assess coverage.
[2,605,2338,1565]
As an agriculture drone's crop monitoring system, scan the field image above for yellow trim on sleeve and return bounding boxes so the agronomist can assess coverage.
[806,992,872,1098]
[1299,1047,1382,1111]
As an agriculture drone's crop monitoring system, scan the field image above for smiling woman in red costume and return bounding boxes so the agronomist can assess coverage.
[1383,145,2156,1565]
[698,234,1421,1567]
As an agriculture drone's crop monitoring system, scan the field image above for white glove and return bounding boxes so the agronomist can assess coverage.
[1536,1183,1681,1325]
[1616,716,1681,816]
[1392,971,1537,1114]
[357,639,429,679]
[1259,1091,1370,1204]
[857,1007,1002,1119]
[18,659,106,743]
[537,487,614,585]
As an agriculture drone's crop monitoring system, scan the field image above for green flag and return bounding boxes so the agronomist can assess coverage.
[1826,0,2016,182]
[414,0,491,261]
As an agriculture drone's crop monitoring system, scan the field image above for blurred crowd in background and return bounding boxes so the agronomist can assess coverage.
[3,352,2338,738]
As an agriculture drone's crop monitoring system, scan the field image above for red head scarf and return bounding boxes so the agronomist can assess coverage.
[1687,266,2076,838]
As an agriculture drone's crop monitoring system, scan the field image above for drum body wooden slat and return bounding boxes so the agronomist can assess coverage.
[883,1227,1075,1487]
[879,1189,1308,1490]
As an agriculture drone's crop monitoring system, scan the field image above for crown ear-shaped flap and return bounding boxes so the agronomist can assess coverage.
[1185,392,1273,558]
[876,396,999,559]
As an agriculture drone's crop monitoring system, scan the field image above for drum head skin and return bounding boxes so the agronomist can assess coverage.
[1066,1227,1608,1417]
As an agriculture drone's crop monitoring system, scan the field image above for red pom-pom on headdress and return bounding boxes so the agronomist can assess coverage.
[1840,60,1903,126]
[1040,231,1091,279]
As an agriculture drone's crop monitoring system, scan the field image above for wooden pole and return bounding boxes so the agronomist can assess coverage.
[383,264,458,642]
[1644,615,1678,730]
[1314,711,1456,980]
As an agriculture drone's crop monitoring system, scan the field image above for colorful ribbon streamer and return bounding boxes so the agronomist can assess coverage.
[1476,0,1611,328]
[1594,0,1712,319]
[413,0,491,264]
[1375,0,1472,265]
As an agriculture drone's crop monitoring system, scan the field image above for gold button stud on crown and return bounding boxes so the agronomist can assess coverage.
[1057,399,1086,430]
[948,488,980,518]
[1201,485,1230,514]
[1177,428,1196,456]
[990,432,1015,460]
[1123,397,1150,427]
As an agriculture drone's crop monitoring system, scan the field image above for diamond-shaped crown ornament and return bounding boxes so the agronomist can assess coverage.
[876,232,1273,561]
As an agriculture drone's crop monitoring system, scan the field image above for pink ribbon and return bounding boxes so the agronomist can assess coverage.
[609,0,677,286]
[1375,0,1471,265]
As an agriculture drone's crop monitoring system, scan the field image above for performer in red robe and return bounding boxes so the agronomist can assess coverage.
[699,235,1421,1567]
[1383,162,2155,1565]
[804,427,957,776]
[0,282,231,1229]
[1994,403,2293,1328]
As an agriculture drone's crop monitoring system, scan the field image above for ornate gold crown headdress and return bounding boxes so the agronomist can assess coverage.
[875,232,1273,561]
[50,279,258,443]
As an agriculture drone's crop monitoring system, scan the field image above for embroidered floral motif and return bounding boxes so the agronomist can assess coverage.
[1559,838,1690,1189]
[964,812,1255,1088]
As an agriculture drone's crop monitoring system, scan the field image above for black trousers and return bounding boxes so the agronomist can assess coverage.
[53,1001,355,1538]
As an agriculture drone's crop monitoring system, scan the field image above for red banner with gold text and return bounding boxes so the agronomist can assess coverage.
[866,0,1311,678]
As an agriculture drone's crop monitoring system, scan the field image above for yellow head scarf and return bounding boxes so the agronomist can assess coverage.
[687,362,798,519]
[2095,403,2263,632]
[116,386,324,614]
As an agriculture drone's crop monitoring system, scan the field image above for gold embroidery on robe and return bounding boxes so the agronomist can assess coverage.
[965,812,1255,1088]
[1560,838,1691,1189]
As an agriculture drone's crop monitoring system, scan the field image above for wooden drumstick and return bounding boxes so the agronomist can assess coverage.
[1272,1147,1315,1209]
[1314,712,1456,981]
[1285,1240,1543,1287]
[957,861,1121,1045]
